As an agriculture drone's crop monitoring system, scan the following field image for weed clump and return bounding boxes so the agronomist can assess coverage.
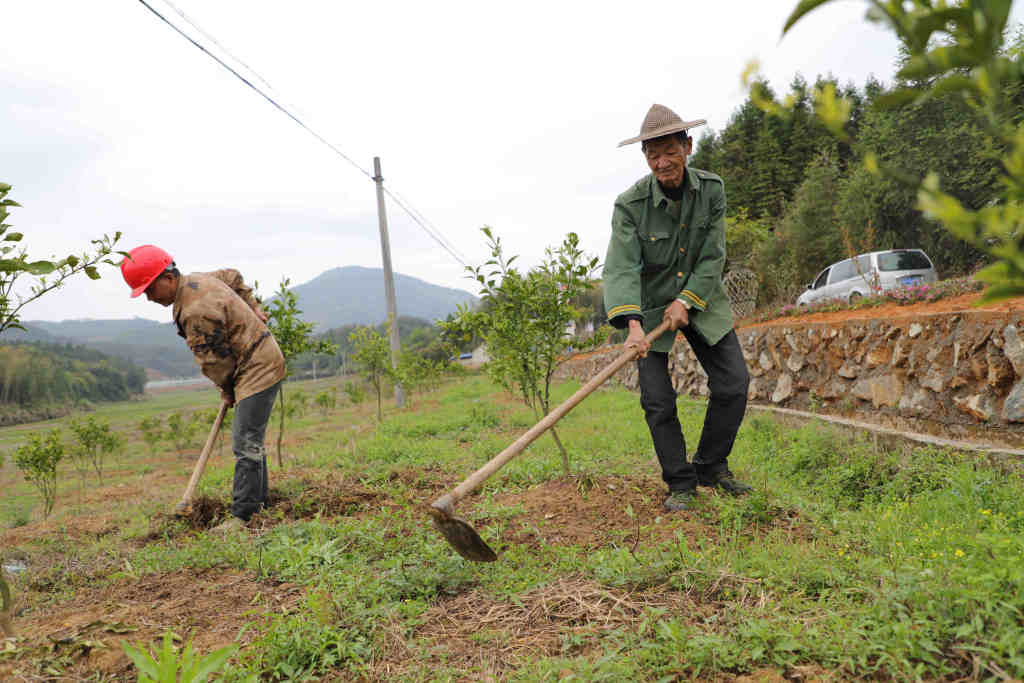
[181,495,229,530]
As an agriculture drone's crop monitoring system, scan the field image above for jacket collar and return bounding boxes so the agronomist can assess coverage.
[171,275,186,321]
[650,166,701,207]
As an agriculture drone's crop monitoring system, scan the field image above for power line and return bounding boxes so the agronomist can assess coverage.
[138,0,374,179]
[387,186,468,261]
[159,0,277,95]
[137,0,470,269]
[382,186,469,268]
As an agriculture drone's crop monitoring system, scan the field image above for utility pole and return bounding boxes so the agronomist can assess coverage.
[373,156,405,408]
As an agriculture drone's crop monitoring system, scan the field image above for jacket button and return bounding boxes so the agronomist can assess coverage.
[650,236,657,241]
[677,272,684,278]
[679,247,686,253]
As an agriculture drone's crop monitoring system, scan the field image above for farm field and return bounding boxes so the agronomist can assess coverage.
[1,374,1023,681]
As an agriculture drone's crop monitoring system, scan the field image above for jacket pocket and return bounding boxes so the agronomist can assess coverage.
[640,230,672,273]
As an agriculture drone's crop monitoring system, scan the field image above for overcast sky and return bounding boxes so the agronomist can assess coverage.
[5,1,1017,324]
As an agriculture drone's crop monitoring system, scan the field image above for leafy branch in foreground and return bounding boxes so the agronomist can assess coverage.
[751,0,1024,302]
[442,227,606,475]
[0,182,125,335]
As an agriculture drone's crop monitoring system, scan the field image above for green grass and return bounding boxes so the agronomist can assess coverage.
[2,374,1023,680]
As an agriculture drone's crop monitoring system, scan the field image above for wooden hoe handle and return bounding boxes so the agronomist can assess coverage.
[174,401,229,515]
[433,320,672,513]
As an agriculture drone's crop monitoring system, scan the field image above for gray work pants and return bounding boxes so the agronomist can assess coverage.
[231,381,280,520]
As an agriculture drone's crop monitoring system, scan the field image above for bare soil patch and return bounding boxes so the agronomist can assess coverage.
[472,475,810,556]
[140,475,385,538]
[477,475,717,552]
[386,464,450,497]
[0,568,303,681]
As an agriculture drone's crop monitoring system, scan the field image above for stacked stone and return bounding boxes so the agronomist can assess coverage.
[556,312,1024,445]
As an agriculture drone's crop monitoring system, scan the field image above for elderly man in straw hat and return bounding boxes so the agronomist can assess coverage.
[604,103,752,512]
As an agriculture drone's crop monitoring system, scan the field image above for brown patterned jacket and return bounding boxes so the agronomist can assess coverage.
[172,269,285,403]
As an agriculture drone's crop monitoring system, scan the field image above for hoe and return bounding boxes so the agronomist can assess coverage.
[429,321,671,562]
[173,401,229,517]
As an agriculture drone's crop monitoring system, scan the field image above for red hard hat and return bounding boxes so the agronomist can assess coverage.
[121,245,173,298]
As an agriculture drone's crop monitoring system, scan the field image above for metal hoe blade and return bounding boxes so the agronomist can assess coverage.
[427,503,497,562]
[427,321,671,563]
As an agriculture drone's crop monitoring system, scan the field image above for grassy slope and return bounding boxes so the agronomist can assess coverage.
[1,375,1022,681]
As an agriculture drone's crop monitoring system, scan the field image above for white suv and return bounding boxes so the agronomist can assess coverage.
[797,249,938,306]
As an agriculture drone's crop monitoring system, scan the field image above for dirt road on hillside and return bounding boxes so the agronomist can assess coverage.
[744,291,1024,329]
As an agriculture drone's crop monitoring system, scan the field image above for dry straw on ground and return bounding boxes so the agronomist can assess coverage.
[401,577,692,675]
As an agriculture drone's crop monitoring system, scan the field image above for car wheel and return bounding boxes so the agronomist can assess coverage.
[849,291,862,303]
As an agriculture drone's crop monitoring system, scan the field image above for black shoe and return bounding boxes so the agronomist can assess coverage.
[664,489,698,511]
[706,472,753,496]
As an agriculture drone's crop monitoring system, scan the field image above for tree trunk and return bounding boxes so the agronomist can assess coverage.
[550,426,569,476]
[276,385,285,467]
[538,387,569,475]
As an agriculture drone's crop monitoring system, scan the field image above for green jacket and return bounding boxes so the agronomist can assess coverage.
[603,166,734,352]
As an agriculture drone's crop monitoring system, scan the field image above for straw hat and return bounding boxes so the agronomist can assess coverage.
[618,104,707,147]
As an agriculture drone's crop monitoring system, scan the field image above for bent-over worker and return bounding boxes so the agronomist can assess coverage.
[121,245,285,532]
[603,103,752,512]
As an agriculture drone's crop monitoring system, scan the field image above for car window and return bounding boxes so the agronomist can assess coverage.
[856,254,872,274]
[878,250,932,271]
[813,268,830,289]
[830,259,857,282]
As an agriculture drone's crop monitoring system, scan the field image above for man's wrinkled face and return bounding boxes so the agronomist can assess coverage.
[644,135,691,190]
[144,273,177,307]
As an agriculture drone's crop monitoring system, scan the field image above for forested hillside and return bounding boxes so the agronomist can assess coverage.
[689,35,1023,306]
[0,342,146,424]
[12,319,198,379]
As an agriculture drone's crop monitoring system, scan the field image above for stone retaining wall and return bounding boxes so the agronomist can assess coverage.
[557,310,1024,447]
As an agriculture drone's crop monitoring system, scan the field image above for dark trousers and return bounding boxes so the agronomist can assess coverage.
[231,381,280,520]
[637,328,749,492]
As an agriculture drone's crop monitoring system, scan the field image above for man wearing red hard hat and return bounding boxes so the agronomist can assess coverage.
[122,245,285,532]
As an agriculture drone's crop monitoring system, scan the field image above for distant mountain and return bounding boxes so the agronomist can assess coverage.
[27,317,179,347]
[2,323,58,343]
[279,266,477,329]
[7,318,197,379]
[10,267,477,379]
